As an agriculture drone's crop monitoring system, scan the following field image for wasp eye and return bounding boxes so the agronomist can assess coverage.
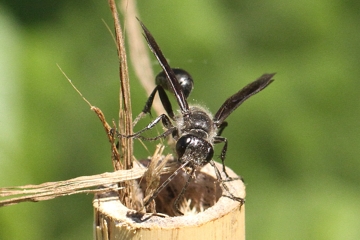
[175,136,192,159]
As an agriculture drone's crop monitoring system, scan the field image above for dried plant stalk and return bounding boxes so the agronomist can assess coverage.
[0,168,146,207]
[59,66,122,170]
[109,0,133,169]
[120,0,164,116]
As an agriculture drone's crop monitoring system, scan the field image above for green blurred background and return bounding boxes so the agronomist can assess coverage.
[1,0,359,239]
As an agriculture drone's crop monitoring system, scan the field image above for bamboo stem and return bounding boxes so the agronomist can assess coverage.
[94,162,245,240]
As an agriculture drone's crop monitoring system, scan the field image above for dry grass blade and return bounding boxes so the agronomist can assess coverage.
[109,0,133,169]
[0,168,146,207]
[109,0,143,211]
[120,0,164,117]
[58,65,122,170]
[143,145,172,210]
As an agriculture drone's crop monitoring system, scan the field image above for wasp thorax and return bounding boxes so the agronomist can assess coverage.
[182,109,213,134]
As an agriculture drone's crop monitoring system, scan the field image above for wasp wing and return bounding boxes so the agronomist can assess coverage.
[213,73,275,126]
[138,19,189,113]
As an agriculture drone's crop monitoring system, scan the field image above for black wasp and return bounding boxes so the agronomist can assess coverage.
[119,19,275,215]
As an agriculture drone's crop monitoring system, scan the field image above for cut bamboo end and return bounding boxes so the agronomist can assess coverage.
[94,162,245,240]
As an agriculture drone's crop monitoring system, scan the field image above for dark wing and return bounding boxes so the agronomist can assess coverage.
[137,19,189,113]
[213,73,275,126]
